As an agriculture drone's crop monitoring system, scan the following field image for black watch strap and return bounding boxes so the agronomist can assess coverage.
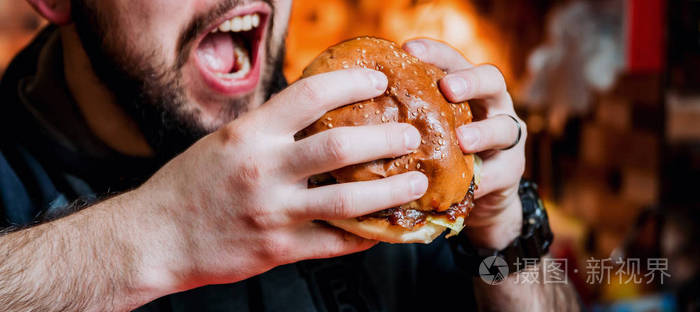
[450,179,553,277]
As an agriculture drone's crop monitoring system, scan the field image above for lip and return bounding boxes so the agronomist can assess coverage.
[193,2,271,96]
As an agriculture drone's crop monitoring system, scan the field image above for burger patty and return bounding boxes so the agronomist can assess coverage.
[358,179,476,229]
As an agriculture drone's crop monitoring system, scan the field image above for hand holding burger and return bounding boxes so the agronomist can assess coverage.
[403,39,526,249]
[299,37,525,247]
[298,37,480,243]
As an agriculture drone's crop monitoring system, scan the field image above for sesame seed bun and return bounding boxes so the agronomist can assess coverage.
[298,37,477,244]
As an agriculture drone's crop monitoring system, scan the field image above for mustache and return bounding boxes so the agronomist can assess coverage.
[175,0,275,69]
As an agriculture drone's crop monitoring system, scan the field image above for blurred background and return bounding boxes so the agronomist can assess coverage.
[1,0,698,310]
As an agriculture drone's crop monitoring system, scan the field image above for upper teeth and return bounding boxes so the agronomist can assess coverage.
[212,13,260,33]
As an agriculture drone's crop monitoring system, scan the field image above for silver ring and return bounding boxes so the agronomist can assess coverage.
[500,114,521,151]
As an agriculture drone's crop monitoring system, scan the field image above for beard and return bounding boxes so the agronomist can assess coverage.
[70,0,288,162]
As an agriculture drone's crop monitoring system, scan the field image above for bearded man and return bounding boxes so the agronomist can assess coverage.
[0,0,581,311]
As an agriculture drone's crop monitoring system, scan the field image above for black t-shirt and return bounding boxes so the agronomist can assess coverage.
[0,26,477,311]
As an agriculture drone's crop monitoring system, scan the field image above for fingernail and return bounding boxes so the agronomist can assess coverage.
[369,71,388,91]
[405,41,426,56]
[443,76,468,98]
[459,126,478,150]
[409,173,428,196]
[404,126,421,150]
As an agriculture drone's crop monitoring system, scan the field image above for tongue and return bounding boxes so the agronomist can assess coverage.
[197,32,236,73]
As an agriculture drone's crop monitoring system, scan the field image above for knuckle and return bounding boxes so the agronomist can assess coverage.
[461,70,479,93]
[238,160,264,182]
[517,159,526,176]
[233,159,267,197]
[325,132,352,164]
[219,123,245,145]
[329,191,354,218]
[325,234,353,256]
[519,119,528,143]
[472,124,488,146]
[247,209,273,230]
[388,179,408,203]
[482,64,507,91]
[259,231,290,259]
[386,125,406,153]
[296,79,323,105]
[319,232,360,258]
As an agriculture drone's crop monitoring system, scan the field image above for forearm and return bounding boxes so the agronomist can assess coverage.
[0,192,163,311]
[472,259,581,312]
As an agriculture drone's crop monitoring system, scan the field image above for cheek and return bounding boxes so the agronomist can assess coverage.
[272,0,292,36]
[111,0,198,66]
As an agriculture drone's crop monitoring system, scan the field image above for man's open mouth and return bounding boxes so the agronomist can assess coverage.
[194,3,270,95]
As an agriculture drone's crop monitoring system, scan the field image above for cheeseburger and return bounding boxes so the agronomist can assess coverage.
[298,37,480,244]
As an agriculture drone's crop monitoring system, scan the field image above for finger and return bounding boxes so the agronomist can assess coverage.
[439,65,508,106]
[291,223,378,261]
[457,115,523,153]
[257,69,388,135]
[402,39,472,72]
[473,147,525,199]
[291,172,428,220]
[284,123,421,179]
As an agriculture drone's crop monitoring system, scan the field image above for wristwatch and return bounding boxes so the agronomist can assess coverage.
[449,179,553,276]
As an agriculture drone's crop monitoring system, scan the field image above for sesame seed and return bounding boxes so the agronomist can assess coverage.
[434,147,440,151]
[364,114,369,118]
[439,139,445,145]
[462,172,466,178]
[328,123,334,128]
[375,110,380,114]
[421,139,426,144]
[417,163,421,169]
[343,65,349,69]
[440,112,446,117]
[404,164,409,169]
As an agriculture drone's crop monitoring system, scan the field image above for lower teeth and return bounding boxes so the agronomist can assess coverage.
[215,42,251,79]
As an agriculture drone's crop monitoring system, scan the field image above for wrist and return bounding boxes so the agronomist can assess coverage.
[465,198,523,250]
[113,188,188,301]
